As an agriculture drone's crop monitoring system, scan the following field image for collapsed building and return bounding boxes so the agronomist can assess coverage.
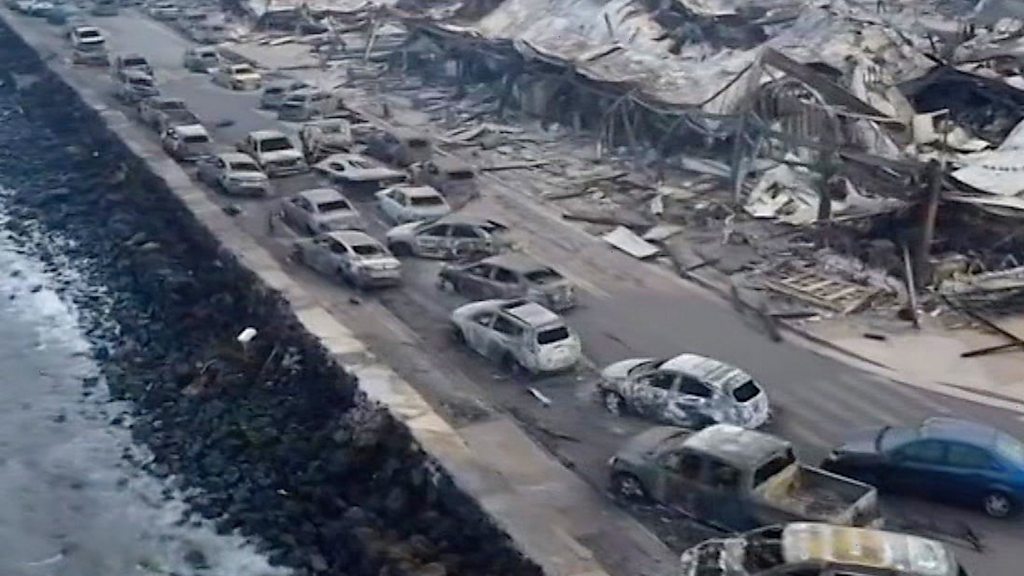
[234,0,1024,335]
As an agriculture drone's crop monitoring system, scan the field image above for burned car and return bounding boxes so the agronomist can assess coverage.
[375,185,451,225]
[439,253,576,311]
[598,353,770,429]
[411,157,477,198]
[362,126,433,167]
[314,153,406,189]
[450,298,581,375]
[385,216,510,260]
[299,118,352,163]
[196,152,270,197]
[679,523,965,576]
[293,231,401,289]
[236,130,308,177]
[280,188,363,234]
[609,425,882,530]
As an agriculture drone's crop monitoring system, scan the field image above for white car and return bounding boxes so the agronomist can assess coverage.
[280,188,363,235]
[161,124,212,162]
[236,130,308,178]
[183,45,220,73]
[450,299,582,375]
[293,231,401,289]
[376,185,450,225]
[597,353,771,429]
[196,152,271,197]
[299,119,352,162]
[259,80,312,109]
[148,1,180,20]
[212,63,261,91]
[69,24,105,49]
[314,153,406,188]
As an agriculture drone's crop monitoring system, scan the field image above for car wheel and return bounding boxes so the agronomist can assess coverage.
[611,472,648,501]
[389,242,412,257]
[602,390,626,416]
[983,491,1017,518]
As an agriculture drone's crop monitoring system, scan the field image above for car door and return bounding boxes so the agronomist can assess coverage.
[886,440,949,497]
[486,313,523,362]
[303,237,333,274]
[283,196,308,229]
[413,223,450,257]
[326,237,353,279]
[448,224,485,257]
[380,189,404,222]
[673,375,715,425]
[943,442,1003,506]
[658,451,705,510]
[632,371,680,419]
[455,263,493,298]
[462,311,496,356]
[488,266,521,299]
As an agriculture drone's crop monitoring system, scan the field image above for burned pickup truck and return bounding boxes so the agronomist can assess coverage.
[609,425,881,531]
[679,522,966,576]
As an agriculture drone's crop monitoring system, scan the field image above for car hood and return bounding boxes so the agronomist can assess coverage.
[601,358,655,383]
[260,150,302,163]
[615,426,691,464]
[228,171,267,183]
[384,221,420,241]
[336,166,405,181]
[836,429,884,457]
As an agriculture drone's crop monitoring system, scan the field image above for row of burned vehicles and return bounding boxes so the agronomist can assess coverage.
[106,38,1006,576]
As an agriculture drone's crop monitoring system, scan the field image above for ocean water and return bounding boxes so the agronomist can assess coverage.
[0,228,288,576]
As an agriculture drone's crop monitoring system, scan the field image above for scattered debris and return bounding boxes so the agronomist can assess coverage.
[602,226,661,259]
[760,267,881,315]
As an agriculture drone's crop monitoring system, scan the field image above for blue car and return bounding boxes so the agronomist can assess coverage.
[823,417,1024,518]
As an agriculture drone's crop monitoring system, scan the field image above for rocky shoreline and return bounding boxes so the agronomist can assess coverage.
[0,22,540,576]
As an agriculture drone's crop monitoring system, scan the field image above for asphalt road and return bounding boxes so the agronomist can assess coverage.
[12,9,1024,574]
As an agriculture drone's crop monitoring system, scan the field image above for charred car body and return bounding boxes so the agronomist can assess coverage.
[439,253,576,311]
[450,298,582,375]
[609,425,881,531]
[293,231,401,289]
[679,523,965,576]
[385,216,510,259]
[598,353,770,429]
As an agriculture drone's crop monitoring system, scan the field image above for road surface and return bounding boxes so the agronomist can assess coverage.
[10,9,1024,574]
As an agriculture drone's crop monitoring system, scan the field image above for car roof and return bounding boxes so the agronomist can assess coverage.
[501,300,561,327]
[325,230,377,246]
[120,52,146,60]
[682,424,790,469]
[219,152,257,164]
[174,124,208,136]
[75,25,101,33]
[192,46,218,54]
[394,185,441,198]
[298,188,346,203]
[921,417,1001,446]
[150,96,183,104]
[781,523,956,576]
[660,353,752,391]
[481,253,548,273]
[429,214,505,229]
[176,124,209,136]
[249,129,287,140]
[123,69,153,79]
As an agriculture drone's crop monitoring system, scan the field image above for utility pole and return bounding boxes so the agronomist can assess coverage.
[916,158,943,287]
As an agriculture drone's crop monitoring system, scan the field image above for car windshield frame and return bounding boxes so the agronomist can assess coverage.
[259,137,293,153]
[317,199,352,213]
[232,65,255,75]
[537,325,570,345]
[878,426,919,453]
[409,195,445,207]
[123,57,147,67]
[524,267,562,283]
[183,134,209,144]
[351,243,383,257]
[228,161,261,173]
